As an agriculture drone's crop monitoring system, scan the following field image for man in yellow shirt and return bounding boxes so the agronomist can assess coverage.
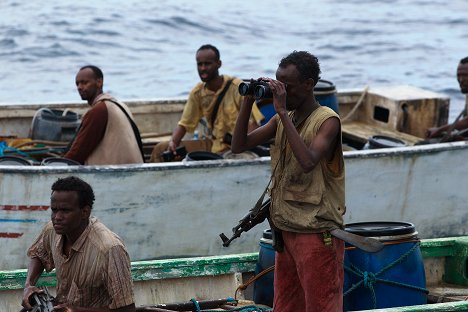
[168,44,263,155]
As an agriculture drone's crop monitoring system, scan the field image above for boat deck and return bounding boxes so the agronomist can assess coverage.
[428,283,468,303]
[342,120,423,146]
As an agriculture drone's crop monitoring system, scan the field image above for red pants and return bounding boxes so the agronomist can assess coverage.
[273,231,344,312]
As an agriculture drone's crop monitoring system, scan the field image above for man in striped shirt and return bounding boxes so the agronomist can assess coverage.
[22,176,136,312]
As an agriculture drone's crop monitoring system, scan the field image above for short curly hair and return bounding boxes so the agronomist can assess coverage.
[51,176,95,209]
[197,44,220,60]
[279,51,321,84]
[79,65,103,80]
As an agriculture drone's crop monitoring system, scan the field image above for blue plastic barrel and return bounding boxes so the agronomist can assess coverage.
[343,222,427,311]
[315,79,339,113]
[258,103,276,126]
[253,229,275,307]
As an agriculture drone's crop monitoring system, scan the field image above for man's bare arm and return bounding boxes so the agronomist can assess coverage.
[168,125,187,153]
[232,95,276,153]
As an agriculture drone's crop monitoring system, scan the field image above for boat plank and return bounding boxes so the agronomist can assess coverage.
[342,120,422,145]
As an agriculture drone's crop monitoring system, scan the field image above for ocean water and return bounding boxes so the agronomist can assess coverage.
[1,0,467,119]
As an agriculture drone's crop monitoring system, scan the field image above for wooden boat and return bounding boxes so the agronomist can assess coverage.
[2,85,467,272]
[1,236,468,311]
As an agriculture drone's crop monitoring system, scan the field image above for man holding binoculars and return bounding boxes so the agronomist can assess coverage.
[232,51,345,311]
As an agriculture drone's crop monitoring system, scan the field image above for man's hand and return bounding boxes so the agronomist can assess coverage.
[167,140,178,154]
[22,285,43,310]
[53,302,73,312]
[168,125,187,154]
[265,78,287,115]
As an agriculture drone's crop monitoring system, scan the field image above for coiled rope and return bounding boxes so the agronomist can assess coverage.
[343,242,428,309]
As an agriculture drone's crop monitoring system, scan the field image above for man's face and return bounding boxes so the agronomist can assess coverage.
[50,190,89,236]
[457,62,468,94]
[75,68,103,102]
[196,49,221,83]
[276,64,311,111]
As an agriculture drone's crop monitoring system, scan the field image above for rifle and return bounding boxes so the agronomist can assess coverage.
[20,286,55,312]
[220,198,384,253]
[219,198,271,247]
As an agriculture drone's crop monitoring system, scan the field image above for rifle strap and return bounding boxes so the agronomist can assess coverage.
[251,121,290,214]
[210,79,233,129]
[251,155,281,215]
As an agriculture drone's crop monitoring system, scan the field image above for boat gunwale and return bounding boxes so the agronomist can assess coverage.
[0,85,450,108]
[0,157,272,173]
[1,141,467,173]
[0,253,259,291]
[0,237,465,290]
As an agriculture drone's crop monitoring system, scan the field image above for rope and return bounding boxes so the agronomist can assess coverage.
[235,265,275,299]
[13,140,68,148]
[190,298,201,312]
[0,143,35,159]
[344,242,428,309]
[341,85,369,123]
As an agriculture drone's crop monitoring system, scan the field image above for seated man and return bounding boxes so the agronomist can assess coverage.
[22,176,135,312]
[426,57,468,140]
[167,44,263,158]
[65,65,144,165]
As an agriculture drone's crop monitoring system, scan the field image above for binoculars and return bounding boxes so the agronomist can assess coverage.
[238,80,272,100]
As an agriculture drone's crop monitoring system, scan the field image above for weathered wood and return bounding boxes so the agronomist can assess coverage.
[342,120,422,145]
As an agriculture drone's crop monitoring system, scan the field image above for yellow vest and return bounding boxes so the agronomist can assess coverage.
[269,106,345,233]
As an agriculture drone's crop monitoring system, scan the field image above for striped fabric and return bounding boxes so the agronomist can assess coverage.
[28,217,135,309]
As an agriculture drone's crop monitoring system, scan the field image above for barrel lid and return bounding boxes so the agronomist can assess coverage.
[345,221,416,237]
[368,135,407,148]
[314,79,336,92]
[41,157,81,166]
[40,108,79,121]
[262,229,272,239]
[260,229,273,245]
[0,156,33,166]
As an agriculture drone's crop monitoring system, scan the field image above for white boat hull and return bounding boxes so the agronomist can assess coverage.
[1,141,467,270]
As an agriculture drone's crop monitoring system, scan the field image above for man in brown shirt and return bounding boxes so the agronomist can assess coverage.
[22,176,136,312]
[65,65,144,165]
